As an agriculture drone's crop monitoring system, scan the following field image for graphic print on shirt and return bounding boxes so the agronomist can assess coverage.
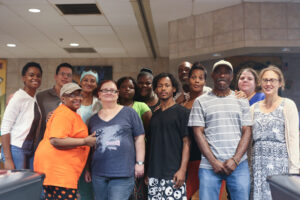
[95,124,122,152]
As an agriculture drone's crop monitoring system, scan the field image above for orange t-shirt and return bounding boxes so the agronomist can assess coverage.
[34,104,90,189]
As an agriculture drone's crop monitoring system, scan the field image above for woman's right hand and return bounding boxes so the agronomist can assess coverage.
[4,158,15,170]
[84,132,96,147]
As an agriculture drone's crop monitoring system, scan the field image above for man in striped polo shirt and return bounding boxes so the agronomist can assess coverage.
[188,60,252,200]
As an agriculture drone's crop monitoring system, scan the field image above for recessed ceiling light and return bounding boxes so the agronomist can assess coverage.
[213,53,221,57]
[282,48,290,52]
[6,43,16,47]
[70,43,79,47]
[28,8,41,13]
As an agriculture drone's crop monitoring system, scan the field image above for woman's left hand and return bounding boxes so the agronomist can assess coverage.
[135,164,144,178]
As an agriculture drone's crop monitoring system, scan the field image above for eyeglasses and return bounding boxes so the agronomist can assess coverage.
[58,72,72,78]
[261,78,279,84]
[99,89,118,94]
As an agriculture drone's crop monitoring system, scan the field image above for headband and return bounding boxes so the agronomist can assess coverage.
[80,70,99,83]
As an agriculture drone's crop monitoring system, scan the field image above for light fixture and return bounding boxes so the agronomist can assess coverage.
[6,43,16,47]
[212,53,221,57]
[70,43,79,47]
[28,8,41,13]
[282,48,290,52]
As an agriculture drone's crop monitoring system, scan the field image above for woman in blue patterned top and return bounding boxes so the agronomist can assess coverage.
[250,66,299,200]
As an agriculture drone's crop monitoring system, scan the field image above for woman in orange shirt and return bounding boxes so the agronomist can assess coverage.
[34,82,96,200]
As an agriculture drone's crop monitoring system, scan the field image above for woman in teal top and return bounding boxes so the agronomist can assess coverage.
[77,70,102,200]
[117,76,152,200]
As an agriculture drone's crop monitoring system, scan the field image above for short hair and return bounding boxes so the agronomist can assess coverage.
[137,68,153,80]
[117,76,138,100]
[153,73,179,97]
[189,62,207,80]
[117,76,138,91]
[236,68,260,91]
[98,80,118,92]
[22,62,43,76]
[55,63,73,75]
[259,65,285,90]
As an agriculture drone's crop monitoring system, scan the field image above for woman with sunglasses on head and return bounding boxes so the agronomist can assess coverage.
[34,82,96,200]
[250,66,300,200]
[1,62,42,170]
[237,68,265,106]
[89,80,145,200]
[117,76,152,200]
[136,68,160,112]
[77,70,102,200]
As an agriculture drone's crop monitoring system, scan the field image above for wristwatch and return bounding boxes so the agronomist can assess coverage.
[136,161,144,165]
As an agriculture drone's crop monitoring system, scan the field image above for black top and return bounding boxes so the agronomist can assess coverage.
[149,100,160,113]
[187,109,202,161]
[147,104,189,179]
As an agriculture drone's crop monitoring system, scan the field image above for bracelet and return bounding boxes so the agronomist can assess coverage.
[232,157,239,166]
[136,161,144,165]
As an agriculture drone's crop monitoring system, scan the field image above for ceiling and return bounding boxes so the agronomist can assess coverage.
[0,0,299,58]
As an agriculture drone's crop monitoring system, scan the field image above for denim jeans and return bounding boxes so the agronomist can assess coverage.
[92,175,134,200]
[1,145,34,170]
[199,160,250,200]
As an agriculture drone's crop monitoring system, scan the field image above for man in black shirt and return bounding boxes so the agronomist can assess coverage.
[147,73,190,200]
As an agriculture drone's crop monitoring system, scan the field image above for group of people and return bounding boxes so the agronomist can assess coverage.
[0,59,299,200]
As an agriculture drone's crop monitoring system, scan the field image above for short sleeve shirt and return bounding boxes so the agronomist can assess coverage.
[188,91,252,169]
[147,104,189,179]
[132,101,151,119]
[34,104,90,189]
[36,87,61,142]
[89,106,144,177]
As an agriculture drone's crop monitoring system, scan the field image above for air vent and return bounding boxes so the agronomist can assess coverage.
[56,4,101,15]
[64,48,97,53]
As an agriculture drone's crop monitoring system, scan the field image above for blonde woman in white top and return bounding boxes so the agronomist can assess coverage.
[250,65,299,200]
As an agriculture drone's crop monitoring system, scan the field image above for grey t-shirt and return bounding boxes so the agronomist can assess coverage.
[36,87,61,144]
[188,91,252,169]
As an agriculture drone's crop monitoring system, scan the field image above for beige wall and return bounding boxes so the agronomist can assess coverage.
[169,2,300,60]
[6,57,169,97]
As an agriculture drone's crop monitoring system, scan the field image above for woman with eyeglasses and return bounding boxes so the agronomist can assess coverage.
[88,80,145,200]
[250,66,300,200]
[77,70,102,200]
[1,62,42,170]
[34,82,96,200]
[237,68,265,106]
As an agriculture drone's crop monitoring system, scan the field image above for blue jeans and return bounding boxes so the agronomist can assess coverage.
[1,145,34,170]
[199,160,250,200]
[92,175,134,200]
